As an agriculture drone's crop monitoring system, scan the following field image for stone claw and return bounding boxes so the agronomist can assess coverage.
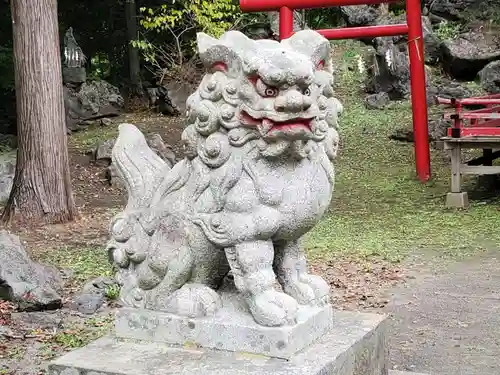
[284,274,330,306]
[248,290,299,327]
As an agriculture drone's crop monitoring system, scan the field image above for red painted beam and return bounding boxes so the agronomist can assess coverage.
[316,24,408,39]
[241,0,400,11]
[437,97,500,106]
[447,127,500,137]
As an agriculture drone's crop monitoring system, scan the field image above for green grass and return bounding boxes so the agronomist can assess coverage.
[37,245,113,285]
[305,41,500,262]
[69,124,118,151]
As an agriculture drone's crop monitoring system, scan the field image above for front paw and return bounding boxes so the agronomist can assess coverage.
[248,290,299,327]
[284,274,330,306]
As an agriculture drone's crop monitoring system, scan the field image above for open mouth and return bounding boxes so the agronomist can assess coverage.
[240,110,313,136]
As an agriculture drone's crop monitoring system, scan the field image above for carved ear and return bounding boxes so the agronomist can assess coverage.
[282,30,331,70]
[196,32,242,77]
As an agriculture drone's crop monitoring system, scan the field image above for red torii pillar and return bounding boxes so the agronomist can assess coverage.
[240,0,431,182]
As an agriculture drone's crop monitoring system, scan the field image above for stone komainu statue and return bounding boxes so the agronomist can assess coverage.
[107,30,343,327]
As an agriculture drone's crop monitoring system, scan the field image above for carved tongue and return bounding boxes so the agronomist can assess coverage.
[261,119,274,134]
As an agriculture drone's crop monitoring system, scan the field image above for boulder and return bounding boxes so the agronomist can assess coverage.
[341,10,440,99]
[64,80,124,132]
[426,79,473,103]
[0,152,16,203]
[76,80,124,115]
[478,60,500,93]
[364,92,390,109]
[0,231,63,311]
[441,30,500,80]
[70,276,119,314]
[146,86,180,116]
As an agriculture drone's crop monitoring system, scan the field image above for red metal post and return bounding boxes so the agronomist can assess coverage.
[279,6,294,39]
[406,0,431,181]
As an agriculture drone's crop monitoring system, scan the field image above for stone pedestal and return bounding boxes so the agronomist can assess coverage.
[48,310,388,375]
[114,287,334,360]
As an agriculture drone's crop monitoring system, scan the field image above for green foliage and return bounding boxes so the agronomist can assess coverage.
[435,21,462,41]
[305,9,343,29]
[105,284,120,300]
[139,1,240,38]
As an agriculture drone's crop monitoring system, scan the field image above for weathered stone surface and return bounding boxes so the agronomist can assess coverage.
[63,67,86,84]
[70,277,118,314]
[478,60,500,93]
[115,288,333,359]
[107,30,342,328]
[76,80,124,115]
[0,231,63,311]
[49,311,388,375]
[0,151,16,203]
[441,31,500,80]
[365,92,390,109]
[360,15,438,98]
[146,86,180,115]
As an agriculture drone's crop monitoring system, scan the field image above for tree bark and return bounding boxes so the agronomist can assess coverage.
[3,0,77,223]
[125,0,142,96]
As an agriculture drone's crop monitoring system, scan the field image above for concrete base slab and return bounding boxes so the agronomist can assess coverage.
[48,311,388,375]
[446,192,469,208]
[115,302,333,360]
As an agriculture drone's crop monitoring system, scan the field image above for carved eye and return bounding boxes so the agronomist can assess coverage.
[304,87,311,96]
[255,78,279,98]
[264,87,279,97]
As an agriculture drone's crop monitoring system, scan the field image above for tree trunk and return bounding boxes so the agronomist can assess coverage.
[3,0,77,223]
[125,0,142,96]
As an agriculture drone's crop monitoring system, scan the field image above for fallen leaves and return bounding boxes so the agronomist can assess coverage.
[311,257,405,311]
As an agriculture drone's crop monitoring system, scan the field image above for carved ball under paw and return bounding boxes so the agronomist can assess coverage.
[248,290,299,327]
[160,283,222,318]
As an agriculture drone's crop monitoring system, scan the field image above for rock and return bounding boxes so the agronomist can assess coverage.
[100,118,113,127]
[82,276,117,294]
[478,60,500,93]
[268,10,308,37]
[146,86,180,116]
[77,80,124,114]
[425,0,484,21]
[427,79,473,103]
[340,5,379,27]
[346,12,439,98]
[95,139,115,162]
[70,293,105,315]
[62,67,86,84]
[365,92,390,109]
[0,231,63,311]
[441,31,500,80]
[429,118,452,141]
[0,152,16,203]
[70,277,118,315]
[10,311,63,330]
